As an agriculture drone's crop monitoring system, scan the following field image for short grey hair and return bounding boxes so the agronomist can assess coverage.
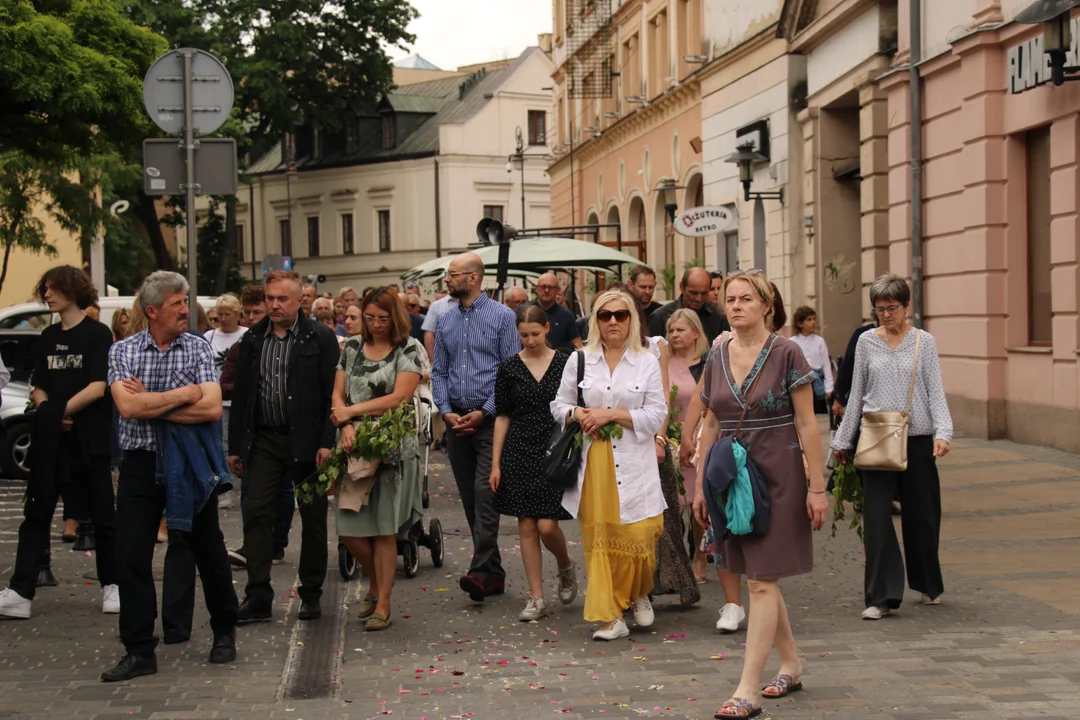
[139,271,188,312]
[312,297,334,312]
[869,273,911,307]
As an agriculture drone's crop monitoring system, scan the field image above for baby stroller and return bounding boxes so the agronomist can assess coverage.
[337,385,444,581]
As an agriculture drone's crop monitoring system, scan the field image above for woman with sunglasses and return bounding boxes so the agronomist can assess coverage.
[330,287,424,631]
[693,270,828,718]
[832,274,952,620]
[552,290,668,640]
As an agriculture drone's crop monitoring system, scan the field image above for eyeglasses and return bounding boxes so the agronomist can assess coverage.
[363,314,391,325]
[873,304,903,316]
[536,284,559,291]
[726,268,764,278]
[597,309,631,323]
[445,270,474,279]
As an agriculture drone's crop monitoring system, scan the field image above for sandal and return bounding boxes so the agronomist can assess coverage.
[365,612,392,631]
[762,673,803,698]
[357,594,377,620]
[713,698,762,718]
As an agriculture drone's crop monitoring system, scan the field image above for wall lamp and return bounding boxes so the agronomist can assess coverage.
[724,142,784,203]
[1017,0,1080,85]
[656,178,687,223]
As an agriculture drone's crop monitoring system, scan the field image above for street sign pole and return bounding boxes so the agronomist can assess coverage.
[182,50,198,316]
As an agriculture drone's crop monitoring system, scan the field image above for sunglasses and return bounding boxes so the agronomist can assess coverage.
[726,268,764,278]
[597,309,631,323]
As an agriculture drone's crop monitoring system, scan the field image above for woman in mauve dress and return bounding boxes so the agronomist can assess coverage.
[693,271,828,719]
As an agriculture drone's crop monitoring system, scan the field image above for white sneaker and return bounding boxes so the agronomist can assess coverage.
[862,604,890,620]
[102,584,120,614]
[715,603,746,633]
[631,596,654,627]
[591,617,630,641]
[0,587,31,619]
[920,593,942,605]
[557,562,578,605]
[519,593,548,622]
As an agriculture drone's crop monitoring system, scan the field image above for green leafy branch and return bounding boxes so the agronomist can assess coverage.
[830,460,864,540]
[572,421,624,451]
[667,385,685,495]
[295,402,416,506]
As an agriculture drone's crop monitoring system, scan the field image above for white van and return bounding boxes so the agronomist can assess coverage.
[0,296,218,333]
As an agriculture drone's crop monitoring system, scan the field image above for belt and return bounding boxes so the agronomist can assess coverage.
[256,425,291,435]
[450,405,481,416]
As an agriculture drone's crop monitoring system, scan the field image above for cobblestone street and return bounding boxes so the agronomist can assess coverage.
[3,433,1080,719]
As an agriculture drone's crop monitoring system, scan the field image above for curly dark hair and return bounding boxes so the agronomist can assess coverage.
[35,265,98,310]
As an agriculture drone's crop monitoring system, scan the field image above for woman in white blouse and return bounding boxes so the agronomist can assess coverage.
[790,305,833,403]
[832,274,953,620]
[552,289,668,641]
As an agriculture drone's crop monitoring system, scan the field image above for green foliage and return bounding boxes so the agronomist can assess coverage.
[172,199,246,295]
[666,385,685,495]
[295,402,416,506]
[572,421,623,451]
[683,257,706,270]
[660,264,677,298]
[830,460,864,540]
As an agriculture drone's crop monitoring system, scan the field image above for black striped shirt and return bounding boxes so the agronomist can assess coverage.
[257,316,300,426]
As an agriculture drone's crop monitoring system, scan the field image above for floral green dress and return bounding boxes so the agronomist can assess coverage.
[335,336,424,539]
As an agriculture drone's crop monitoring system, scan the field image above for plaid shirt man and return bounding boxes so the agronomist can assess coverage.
[108,329,216,452]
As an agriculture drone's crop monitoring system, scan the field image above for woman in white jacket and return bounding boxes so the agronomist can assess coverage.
[552,289,668,640]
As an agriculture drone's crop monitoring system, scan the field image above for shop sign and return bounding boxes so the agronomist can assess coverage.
[674,206,737,237]
[1008,21,1080,94]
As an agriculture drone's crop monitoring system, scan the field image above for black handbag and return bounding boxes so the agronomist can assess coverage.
[541,350,585,490]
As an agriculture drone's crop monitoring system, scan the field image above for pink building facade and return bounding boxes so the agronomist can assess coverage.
[882,2,1080,452]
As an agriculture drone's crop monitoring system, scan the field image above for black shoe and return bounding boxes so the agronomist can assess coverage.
[298,599,321,620]
[236,596,272,624]
[228,547,247,568]
[101,654,157,682]
[272,547,285,565]
[36,567,58,587]
[208,632,237,664]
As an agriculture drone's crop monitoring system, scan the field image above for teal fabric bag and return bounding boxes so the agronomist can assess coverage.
[725,440,756,535]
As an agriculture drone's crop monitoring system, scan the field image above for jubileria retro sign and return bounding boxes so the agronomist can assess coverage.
[674,206,738,238]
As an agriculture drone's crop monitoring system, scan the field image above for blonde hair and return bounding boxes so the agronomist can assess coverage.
[667,308,709,359]
[585,289,645,354]
[215,294,242,315]
[127,294,148,337]
[723,271,775,327]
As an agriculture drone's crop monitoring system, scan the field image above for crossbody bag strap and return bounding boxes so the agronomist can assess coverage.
[733,335,777,441]
[904,329,921,417]
[576,349,586,409]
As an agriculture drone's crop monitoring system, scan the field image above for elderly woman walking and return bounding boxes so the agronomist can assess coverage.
[552,289,668,640]
[832,274,953,619]
[693,270,828,718]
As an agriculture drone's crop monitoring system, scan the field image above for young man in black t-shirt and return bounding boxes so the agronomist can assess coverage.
[0,265,117,619]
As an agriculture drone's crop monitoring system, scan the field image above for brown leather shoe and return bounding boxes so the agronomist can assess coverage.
[459,573,486,602]
[364,612,392,631]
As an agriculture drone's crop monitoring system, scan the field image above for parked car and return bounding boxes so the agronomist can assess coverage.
[1,381,31,479]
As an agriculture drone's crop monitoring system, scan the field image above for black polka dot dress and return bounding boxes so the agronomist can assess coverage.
[493,351,573,520]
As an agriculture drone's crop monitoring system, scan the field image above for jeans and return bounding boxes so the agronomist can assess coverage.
[242,429,327,604]
[9,435,116,600]
[115,450,238,656]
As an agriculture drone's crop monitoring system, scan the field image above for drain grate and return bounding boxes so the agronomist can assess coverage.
[279,564,347,700]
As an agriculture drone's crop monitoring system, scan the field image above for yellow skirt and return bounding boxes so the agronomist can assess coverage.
[579,440,663,623]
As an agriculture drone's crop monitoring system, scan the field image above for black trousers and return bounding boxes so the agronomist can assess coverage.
[10,435,116,600]
[116,450,238,657]
[862,435,944,608]
[243,429,327,604]
[445,419,504,581]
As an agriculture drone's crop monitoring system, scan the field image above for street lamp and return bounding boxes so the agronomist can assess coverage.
[724,141,785,203]
[655,178,687,223]
[506,125,548,227]
[1016,0,1080,86]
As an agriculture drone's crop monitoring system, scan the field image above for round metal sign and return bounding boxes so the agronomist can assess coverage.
[143,48,234,136]
[674,206,738,237]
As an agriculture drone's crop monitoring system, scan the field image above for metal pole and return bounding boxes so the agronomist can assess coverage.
[909,0,924,329]
[286,169,293,255]
[249,179,257,280]
[520,156,526,227]
[182,50,198,316]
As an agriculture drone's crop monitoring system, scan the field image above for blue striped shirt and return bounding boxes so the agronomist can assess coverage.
[108,329,217,451]
[432,292,520,417]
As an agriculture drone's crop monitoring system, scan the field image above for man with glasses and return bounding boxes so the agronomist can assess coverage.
[227,270,340,624]
[503,286,528,312]
[647,267,728,343]
[433,253,520,602]
[527,272,582,354]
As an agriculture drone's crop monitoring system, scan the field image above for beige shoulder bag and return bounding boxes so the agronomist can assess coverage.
[853,329,920,472]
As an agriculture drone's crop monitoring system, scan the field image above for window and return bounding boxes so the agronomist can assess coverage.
[378,210,391,252]
[345,123,358,154]
[528,110,546,145]
[280,219,292,257]
[235,224,245,262]
[648,11,669,97]
[307,216,320,257]
[342,213,354,254]
[1026,126,1052,345]
[724,231,739,274]
[622,34,640,106]
[483,205,504,222]
[382,114,396,150]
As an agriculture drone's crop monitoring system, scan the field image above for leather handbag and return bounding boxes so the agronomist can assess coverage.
[854,330,920,472]
[541,350,586,490]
